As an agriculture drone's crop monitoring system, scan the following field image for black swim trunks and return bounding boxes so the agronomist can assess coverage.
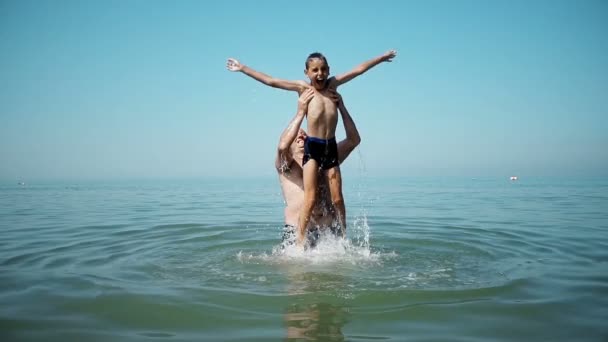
[302,136,339,170]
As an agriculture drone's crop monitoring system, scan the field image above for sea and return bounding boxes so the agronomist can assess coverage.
[1,175,607,341]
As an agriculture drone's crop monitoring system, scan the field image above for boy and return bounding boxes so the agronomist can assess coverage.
[227,50,396,248]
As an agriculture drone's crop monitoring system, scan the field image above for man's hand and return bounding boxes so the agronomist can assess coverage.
[327,89,342,106]
[226,58,243,72]
[297,89,315,114]
[381,50,397,62]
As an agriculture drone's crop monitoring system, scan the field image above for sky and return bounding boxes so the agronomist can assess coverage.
[1,0,607,181]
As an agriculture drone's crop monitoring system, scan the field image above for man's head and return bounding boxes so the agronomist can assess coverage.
[290,128,307,156]
[304,52,330,90]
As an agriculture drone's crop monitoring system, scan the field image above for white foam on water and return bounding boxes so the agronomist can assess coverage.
[277,233,380,265]
[236,204,399,271]
[238,239,383,267]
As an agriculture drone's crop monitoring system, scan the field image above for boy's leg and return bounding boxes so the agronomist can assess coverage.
[326,165,345,237]
[297,160,319,247]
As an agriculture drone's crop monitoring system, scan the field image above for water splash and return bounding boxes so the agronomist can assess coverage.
[352,209,370,249]
[236,230,393,269]
[350,147,372,249]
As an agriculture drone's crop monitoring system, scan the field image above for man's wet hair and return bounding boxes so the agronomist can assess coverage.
[305,52,328,69]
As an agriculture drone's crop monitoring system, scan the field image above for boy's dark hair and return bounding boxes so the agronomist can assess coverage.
[305,52,328,69]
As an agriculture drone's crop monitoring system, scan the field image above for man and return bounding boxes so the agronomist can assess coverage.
[276,90,361,249]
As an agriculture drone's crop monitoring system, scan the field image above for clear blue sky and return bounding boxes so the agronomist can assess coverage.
[1,0,606,181]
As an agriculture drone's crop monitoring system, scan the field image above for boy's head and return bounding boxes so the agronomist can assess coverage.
[304,52,330,90]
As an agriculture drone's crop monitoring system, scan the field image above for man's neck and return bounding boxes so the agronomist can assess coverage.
[291,151,304,168]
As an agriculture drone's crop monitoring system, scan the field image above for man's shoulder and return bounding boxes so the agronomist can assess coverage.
[278,166,302,177]
[277,162,303,181]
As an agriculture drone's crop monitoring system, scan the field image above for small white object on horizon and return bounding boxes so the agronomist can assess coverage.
[510,176,518,181]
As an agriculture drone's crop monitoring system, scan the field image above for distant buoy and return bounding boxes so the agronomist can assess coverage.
[510,176,518,181]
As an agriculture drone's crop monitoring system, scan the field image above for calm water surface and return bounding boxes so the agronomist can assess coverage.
[1,176,607,341]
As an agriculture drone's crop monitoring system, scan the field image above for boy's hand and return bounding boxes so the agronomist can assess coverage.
[297,89,315,114]
[226,58,243,72]
[381,50,397,62]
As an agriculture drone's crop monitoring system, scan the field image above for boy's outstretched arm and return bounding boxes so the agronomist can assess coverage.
[227,58,308,93]
[335,94,362,164]
[275,89,315,170]
[334,50,397,87]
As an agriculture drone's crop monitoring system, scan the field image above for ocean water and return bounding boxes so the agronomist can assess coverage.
[1,176,607,341]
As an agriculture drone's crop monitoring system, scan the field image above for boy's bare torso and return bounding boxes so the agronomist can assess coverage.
[304,82,339,139]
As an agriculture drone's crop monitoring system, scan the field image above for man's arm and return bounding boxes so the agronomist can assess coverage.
[227,58,308,93]
[333,50,397,87]
[336,96,361,165]
[275,89,315,170]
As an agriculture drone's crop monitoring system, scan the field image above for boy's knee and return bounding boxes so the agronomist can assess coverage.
[327,168,342,181]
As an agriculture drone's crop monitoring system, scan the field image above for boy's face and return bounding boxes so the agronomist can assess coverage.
[305,58,330,89]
